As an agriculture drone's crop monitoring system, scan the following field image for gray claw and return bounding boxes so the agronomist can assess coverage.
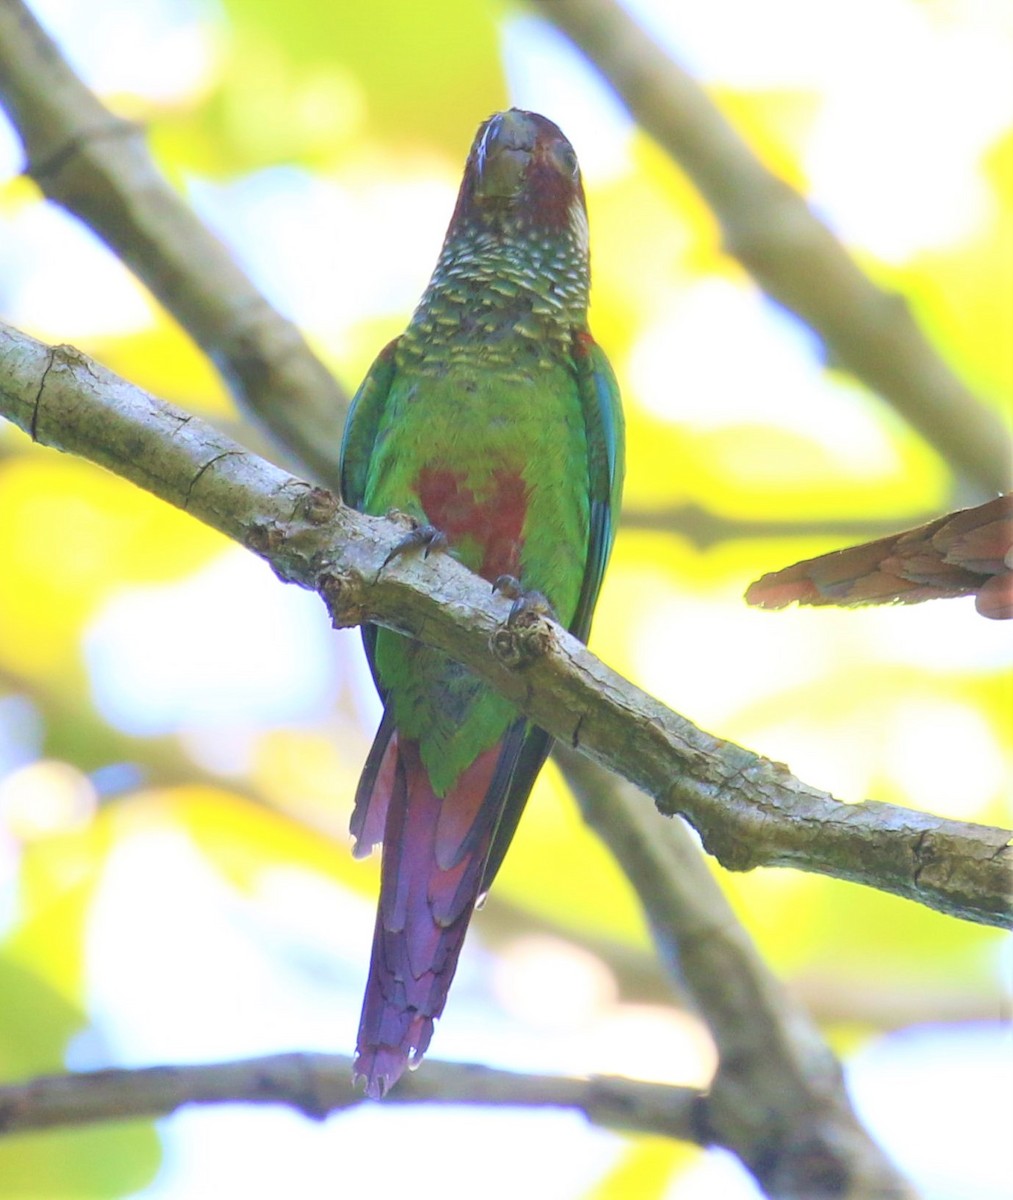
[382,522,448,570]
[491,576,555,626]
[492,573,523,599]
[508,589,554,626]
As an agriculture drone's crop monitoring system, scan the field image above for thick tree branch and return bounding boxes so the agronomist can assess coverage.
[2,321,1009,930]
[0,756,919,1193]
[0,1053,701,1142]
[0,10,996,1193]
[1,664,994,1030]
[0,0,347,488]
[531,0,1012,495]
[560,751,915,1198]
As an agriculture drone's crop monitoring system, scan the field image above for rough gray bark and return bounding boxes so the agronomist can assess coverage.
[2,320,1009,932]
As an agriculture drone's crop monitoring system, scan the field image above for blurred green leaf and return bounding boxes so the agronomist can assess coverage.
[0,959,160,1198]
[205,0,507,167]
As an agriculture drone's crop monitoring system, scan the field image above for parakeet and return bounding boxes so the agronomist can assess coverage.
[746,495,1013,620]
[339,109,624,1097]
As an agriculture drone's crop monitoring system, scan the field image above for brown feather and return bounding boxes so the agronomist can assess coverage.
[746,495,1013,619]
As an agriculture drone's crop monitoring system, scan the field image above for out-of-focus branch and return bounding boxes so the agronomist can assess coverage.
[3,320,1010,931]
[0,0,347,489]
[0,666,995,1030]
[620,503,941,548]
[559,749,916,1199]
[0,1053,701,1141]
[4,0,1008,502]
[531,0,1011,496]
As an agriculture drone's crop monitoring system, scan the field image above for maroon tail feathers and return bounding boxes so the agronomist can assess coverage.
[351,730,503,1098]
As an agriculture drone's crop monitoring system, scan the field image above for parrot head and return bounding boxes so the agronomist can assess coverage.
[448,109,588,248]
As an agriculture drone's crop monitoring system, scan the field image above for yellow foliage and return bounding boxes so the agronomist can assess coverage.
[85,314,233,418]
[5,785,115,1002]
[0,453,227,678]
[714,86,822,192]
[585,1136,695,1200]
[0,5,1010,1191]
[138,784,356,893]
[903,132,1013,404]
[495,760,651,947]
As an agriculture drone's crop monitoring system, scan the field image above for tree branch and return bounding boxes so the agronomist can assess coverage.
[4,0,1009,501]
[2,320,1009,930]
[620,503,944,548]
[0,1053,701,1142]
[531,0,1012,496]
[0,663,993,1030]
[560,750,916,1198]
[0,11,997,1192]
[0,0,347,488]
[0,753,920,1194]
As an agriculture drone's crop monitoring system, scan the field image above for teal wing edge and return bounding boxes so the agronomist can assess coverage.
[338,338,399,511]
[338,338,399,705]
[570,331,625,642]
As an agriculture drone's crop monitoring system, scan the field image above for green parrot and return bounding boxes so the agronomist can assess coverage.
[339,109,624,1097]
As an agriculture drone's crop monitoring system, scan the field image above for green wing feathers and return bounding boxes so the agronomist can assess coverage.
[339,338,399,510]
[571,332,625,641]
[341,110,625,1098]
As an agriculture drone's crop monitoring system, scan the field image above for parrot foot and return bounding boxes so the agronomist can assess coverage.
[381,520,449,570]
[492,575,557,626]
[490,577,555,668]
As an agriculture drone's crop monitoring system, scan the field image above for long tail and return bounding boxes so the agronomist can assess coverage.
[351,721,518,1098]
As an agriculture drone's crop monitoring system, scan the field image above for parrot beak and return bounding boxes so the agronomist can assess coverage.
[473,109,536,199]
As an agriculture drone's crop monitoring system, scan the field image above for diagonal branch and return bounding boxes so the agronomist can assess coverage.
[560,750,916,1198]
[0,1053,701,1142]
[4,0,1009,504]
[2,320,1009,930]
[0,661,991,1030]
[0,0,347,488]
[530,0,1012,495]
[0,753,919,1193]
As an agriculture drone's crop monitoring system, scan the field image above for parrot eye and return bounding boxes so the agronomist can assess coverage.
[549,140,579,180]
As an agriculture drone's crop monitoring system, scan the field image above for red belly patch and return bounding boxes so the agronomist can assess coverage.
[417,466,527,582]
